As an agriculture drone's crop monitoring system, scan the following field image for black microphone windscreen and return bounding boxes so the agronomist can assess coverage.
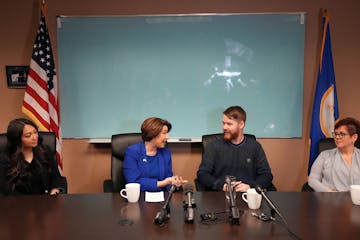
[184,184,194,193]
[255,185,263,194]
[225,175,231,184]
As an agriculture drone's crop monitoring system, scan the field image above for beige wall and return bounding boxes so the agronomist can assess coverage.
[1,0,360,193]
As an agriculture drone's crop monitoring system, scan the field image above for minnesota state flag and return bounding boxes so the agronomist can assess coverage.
[308,11,339,174]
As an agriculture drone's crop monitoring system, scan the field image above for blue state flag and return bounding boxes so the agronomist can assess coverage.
[308,12,339,174]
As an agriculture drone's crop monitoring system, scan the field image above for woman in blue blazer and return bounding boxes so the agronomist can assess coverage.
[123,117,186,192]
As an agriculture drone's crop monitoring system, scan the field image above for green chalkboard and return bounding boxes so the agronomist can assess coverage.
[57,13,305,139]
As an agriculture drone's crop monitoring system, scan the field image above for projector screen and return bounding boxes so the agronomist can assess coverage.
[57,13,305,140]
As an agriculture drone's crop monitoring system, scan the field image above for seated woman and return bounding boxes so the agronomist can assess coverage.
[0,118,66,195]
[123,117,187,192]
[309,117,360,192]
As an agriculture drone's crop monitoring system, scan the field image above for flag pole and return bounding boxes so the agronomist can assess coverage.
[41,0,46,17]
[308,10,339,174]
[319,9,329,72]
[23,0,63,171]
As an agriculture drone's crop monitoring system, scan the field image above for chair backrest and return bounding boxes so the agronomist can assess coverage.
[317,138,336,153]
[40,132,57,164]
[201,133,256,154]
[110,133,142,193]
[318,137,360,153]
[0,133,7,153]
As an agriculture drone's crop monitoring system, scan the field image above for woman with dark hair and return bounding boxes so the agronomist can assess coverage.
[123,117,187,192]
[309,117,360,192]
[0,118,65,195]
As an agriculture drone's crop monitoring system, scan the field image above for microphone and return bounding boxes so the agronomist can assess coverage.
[225,176,240,224]
[254,185,285,222]
[255,185,302,240]
[154,185,176,225]
[183,184,196,223]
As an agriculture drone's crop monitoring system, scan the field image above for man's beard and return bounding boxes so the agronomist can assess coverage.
[223,131,238,141]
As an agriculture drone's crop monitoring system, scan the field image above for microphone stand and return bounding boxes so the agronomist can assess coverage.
[154,185,176,225]
[258,189,285,222]
[255,186,301,240]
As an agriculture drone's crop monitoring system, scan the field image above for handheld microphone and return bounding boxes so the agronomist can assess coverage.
[154,185,176,225]
[225,176,240,224]
[183,184,196,223]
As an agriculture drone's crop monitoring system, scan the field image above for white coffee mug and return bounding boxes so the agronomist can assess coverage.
[350,185,360,205]
[120,183,140,203]
[242,188,262,210]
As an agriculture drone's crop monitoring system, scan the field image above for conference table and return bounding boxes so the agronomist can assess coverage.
[1,191,359,240]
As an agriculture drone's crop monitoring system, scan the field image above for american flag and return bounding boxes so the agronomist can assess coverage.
[22,5,63,171]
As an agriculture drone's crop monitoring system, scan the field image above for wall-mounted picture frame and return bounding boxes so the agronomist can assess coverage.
[5,65,29,88]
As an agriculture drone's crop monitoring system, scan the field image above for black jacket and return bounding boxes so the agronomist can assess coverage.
[0,146,66,196]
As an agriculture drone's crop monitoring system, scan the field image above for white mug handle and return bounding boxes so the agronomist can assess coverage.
[242,192,248,203]
[120,189,128,199]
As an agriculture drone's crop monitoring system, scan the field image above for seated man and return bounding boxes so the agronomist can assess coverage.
[197,106,274,192]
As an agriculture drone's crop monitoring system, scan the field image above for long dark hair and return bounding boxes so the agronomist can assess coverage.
[4,118,50,192]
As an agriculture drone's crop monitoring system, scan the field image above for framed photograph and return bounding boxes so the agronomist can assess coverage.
[5,65,29,88]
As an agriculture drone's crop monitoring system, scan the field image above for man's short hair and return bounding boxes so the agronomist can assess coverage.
[223,106,246,123]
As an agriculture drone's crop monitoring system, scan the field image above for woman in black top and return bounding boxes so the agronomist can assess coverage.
[0,118,65,195]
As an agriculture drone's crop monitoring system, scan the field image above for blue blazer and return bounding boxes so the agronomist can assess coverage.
[123,142,173,192]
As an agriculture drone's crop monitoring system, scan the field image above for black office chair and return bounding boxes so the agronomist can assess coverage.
[195,133,225,191]
[195,133,276,191]
[201,133,257,150]
[0,131,67,193]
[103,133,142,193]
